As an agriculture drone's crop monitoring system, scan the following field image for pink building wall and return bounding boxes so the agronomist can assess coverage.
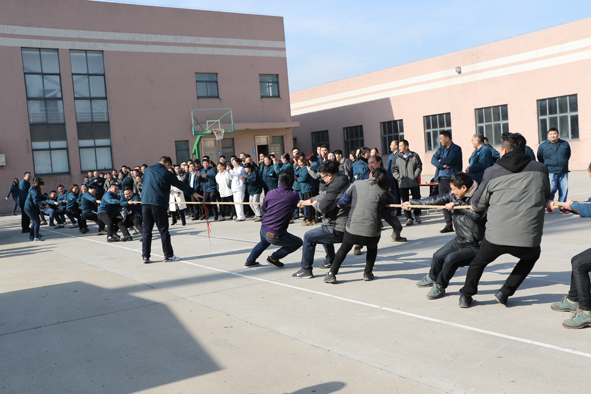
[291,17,591,175]
[0,0,297,213]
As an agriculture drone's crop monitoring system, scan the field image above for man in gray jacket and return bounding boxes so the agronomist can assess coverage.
[392,140,423,226]
[459,132,550,308]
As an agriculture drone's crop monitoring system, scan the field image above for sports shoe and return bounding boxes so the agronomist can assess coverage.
[245,261,260,267]
[69,224,79,229]
[218,216,225,222]
[235,218,245,222]
[80,228,89,234]
[266,256,284,268]
[54,224,65,229]
[551,295,579,312]
[107,236,119,242]
[121,235,133,242]
[427,284,446,300]
[562,309,591,329]
[391,236,407,242]
[416,275,434,287]
[319,260,332,269]
[164,255,181,262]
[112,234,120,240]
[324,272,336,284]
[363,271,375,281]
[440,225,454,233]
[143,257,151,264]
[353,246,361,255]
[301,220,312,226]
[254,216,262,222]
[406,218,413,226]
[33,237,45,241]
[97,230,107,235]
[459,295,473,308]
[415,216,422,224]
[292,268,313,278]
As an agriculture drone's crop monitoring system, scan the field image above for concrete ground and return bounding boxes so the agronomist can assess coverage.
[1,171,590,394]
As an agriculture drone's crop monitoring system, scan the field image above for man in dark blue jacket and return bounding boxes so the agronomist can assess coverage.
[18,172,32,233]
[142,156,201,263]
[537,127,571,212]
[81,185,106,234]
[121,187,142,235]
[243,163,264,221]
[200,159,219,220]
[431,130,462,233]
[465,134,494,183]
[98,183,129,242]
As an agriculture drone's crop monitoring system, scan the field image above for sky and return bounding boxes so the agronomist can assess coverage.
[94,0,591,92]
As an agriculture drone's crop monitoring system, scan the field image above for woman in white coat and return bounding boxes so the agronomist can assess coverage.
[170,168,188,225]
[229,157,246,221]
[215,162,234,221]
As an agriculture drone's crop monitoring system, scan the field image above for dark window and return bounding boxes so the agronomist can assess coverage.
[538,94,579,141]
[22,48,70,174]
[175,140,190,164]
[311,130,330,152]
[423,113,451,152]
[195,73,219,98]
[222,137,235,158]
[380,120,404,155]
[260,74,279,98]
[71,50,113,171]
[475,105,508,146]
[343,125,364,156]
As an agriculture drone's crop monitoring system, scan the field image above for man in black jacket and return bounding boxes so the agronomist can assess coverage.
[292,161,350,278]
[403,172,485,300]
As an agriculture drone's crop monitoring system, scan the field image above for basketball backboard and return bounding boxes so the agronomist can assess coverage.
[191,108,234,136]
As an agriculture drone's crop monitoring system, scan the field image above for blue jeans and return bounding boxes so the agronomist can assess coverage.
[11,197,19,214]
[25,210,41,238]
[301,225,344,270]
[548,172,568,202]
[246,229,303,264]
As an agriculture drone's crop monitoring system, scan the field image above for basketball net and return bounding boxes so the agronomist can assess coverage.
[212,129,225,141]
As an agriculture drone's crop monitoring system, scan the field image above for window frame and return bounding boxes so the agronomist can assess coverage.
[195,73,219,99]
[343,125,364,156]
[423,113,452,152]
[311,130,330,153]
[70,50,113,172]
[475,104,509,146]
[22,48,70,175]
[537,94,579,142]
[380,120,404,155]
[259,74,280,98]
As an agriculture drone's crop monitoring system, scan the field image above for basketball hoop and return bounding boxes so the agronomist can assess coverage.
[212,129,225,141]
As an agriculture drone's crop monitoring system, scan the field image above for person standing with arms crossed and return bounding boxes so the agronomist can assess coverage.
[431,131,463,233]
[537,127,571,213]
[141,156,202,264]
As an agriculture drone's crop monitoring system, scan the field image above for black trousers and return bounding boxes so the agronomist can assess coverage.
[142,205,173,259]
[301,192,314,222]
[68,209,87,230]
[220,195,233,217]
[400,186,422,218]
[460,238,540,297]
[20,201,30,230]
[82,212,105,231]
[171,209,186,225]
[330,231,380,276]
[123,212,142,231]
[98,212,129,237]
[567,248,591,311]
[438,178,452,226]
[203,190,219,218]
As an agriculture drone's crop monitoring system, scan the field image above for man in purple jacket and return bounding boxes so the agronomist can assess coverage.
[245,172,303,267]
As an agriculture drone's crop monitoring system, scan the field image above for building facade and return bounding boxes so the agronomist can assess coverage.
[291,17,591,175]
[0,0,297,213]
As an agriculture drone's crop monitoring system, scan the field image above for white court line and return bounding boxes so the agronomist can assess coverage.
[43,229,591,360]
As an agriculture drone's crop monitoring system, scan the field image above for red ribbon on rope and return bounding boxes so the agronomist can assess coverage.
[202,202,211,245]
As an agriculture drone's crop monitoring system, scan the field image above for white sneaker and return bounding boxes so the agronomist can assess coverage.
[34,237,45,242]
[164,255,181,262]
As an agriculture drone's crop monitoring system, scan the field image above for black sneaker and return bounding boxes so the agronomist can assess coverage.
[245,261,260,267]
[121,235,133,242]
[494,290,508,305]
[459,295,473,308]
[363,271,375,281]
[319,260,332,269]
[324,272,337,284]
[143,257,151,264]
[440,225,454,233]
[292,268,313,278]
[266,256,284,268]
